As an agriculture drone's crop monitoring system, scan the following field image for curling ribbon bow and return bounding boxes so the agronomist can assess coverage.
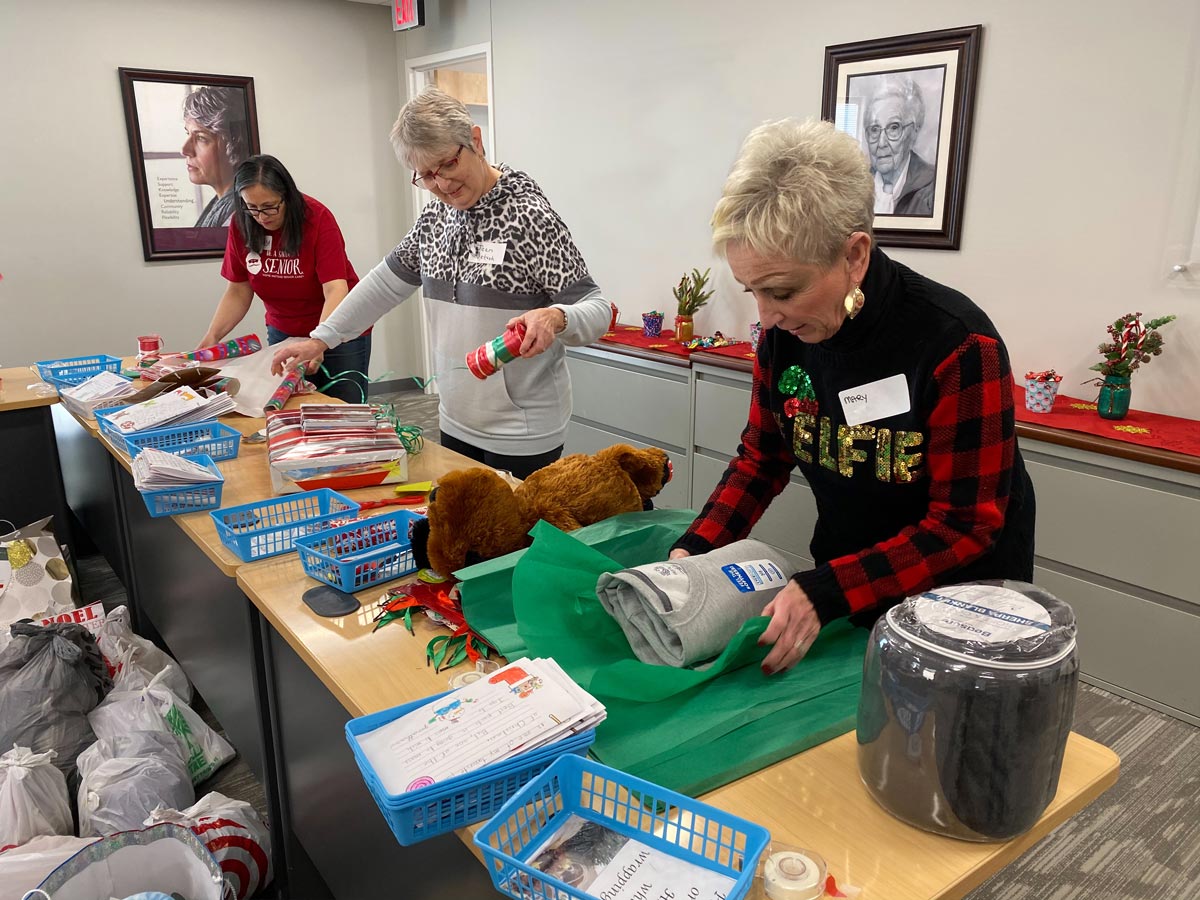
[373,581,494,672]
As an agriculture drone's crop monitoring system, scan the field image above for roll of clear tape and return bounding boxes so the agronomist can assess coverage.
[758,846,826,900]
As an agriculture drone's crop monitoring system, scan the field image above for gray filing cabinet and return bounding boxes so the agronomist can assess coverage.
[1020,439,1200,724]
[565,346,691,510]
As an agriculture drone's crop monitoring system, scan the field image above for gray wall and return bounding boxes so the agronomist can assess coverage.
[0,0,420,380]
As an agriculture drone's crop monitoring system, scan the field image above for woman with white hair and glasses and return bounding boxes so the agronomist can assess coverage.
[274,87,611,479]
[182,85,252,227]
[671,119,1035,674]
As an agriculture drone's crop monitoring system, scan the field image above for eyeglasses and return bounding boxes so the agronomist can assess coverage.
[245,201,284,219]
[866,121,915,142]
[412,145,467,189]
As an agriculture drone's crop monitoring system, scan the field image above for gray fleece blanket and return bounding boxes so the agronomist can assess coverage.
[595,540,792,667]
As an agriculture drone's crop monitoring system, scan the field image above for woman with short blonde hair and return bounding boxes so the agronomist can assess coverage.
[673,118,1036,675]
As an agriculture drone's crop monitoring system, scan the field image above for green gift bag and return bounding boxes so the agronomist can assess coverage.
[464,510,868,796]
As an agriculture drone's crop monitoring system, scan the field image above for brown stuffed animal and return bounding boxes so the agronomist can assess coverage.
[411,444,673,577]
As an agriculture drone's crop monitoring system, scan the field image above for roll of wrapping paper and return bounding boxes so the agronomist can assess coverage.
[180,333,262,362]
[264,363,307,412]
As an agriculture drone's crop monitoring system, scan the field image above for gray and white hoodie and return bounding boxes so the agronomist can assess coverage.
[312,165,609,455]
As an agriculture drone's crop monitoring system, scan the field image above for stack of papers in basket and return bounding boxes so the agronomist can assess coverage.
[60,371,137,403]
[356,657,606,794]
[107,386,235,434]
[132,447,222,491]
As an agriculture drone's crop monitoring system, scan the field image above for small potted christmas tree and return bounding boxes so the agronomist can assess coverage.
[1088,311,1175,419]
[672,268,714,343]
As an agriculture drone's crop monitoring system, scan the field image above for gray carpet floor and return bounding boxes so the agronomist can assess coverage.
[75,391,1200,899]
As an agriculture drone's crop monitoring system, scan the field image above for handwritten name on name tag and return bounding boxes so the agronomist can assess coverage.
[838,373,911,426]
[468,241,507,265]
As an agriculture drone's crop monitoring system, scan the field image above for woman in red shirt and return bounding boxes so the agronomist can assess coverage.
[198,154,370,403]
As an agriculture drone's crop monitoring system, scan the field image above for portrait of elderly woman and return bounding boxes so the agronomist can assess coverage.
[182,85,253,227]
[850,71,944,217]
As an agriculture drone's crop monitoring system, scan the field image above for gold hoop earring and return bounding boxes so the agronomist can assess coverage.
[844,285,865,319]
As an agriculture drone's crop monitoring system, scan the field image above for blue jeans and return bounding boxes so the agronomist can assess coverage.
[267,325,372,405]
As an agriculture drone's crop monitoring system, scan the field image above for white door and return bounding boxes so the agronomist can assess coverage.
[405,44,495,392]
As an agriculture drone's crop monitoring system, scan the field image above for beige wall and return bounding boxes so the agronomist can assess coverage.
[0,0,415,382]
[3,0,1197,417]
[420,0,1200,418]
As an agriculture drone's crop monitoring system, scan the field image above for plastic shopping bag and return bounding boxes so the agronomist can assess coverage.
[0,622,111,789]
[0,747,72,851]
[146,791,272,899]
[0,835,99,900]
[88,672,234,785]
[36,822,230,900]
[96,606,191,701]
[77,733,194,838]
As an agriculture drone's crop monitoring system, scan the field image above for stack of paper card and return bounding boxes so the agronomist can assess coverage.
[61,371,136,403]
[106,386,236,435]
[59,371,138,419]
[355,657,606,795]
[132,447,223,491]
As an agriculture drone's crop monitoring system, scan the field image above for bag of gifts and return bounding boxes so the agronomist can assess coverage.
[0,747,73,851]
[76,732,194,838]
[145,791,272,899]
[88,672,234,785]
[0,622,111,789]
[0,518,75,652]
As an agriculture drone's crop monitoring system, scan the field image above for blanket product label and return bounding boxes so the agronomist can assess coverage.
[915,585,1051,643]
[721,559,787,594]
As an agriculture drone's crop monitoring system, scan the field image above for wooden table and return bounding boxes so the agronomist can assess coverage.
[239,529,1119,900]
[0,366,72,550]
[47,367,1119,900]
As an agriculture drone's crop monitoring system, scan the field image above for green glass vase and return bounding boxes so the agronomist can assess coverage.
[1097,375,1132,420]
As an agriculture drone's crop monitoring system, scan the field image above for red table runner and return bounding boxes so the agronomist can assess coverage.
[599,324,753,360]
[1013,382,1200,459]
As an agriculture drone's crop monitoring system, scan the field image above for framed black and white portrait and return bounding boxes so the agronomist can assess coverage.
[822,26,982,250]
[118,68,260,261]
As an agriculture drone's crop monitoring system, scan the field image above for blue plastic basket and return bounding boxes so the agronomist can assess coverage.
[35,354,123,386]
[474,755,770,900]
[138,455,225,518]
[95,405,133,441]
[210,489,359,562]
[295,510,422,591]
[346,690,596,846]
[124,421,242,462]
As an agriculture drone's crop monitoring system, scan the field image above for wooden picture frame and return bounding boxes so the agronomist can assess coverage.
[118,68,260,261]
[821,25,982,250]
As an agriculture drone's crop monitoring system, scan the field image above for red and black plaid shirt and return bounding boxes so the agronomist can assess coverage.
[675,251,1031,624]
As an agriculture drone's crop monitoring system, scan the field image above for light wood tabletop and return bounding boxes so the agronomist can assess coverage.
[0,365,59,412]
[236,466,1120,900]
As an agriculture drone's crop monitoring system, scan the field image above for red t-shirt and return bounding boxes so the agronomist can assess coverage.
[221,195,363,337]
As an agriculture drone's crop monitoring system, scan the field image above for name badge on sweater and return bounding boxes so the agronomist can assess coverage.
[468,241,507,265]
[839,373,910,426]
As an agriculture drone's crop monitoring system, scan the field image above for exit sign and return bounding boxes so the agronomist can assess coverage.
[393,0,425,31]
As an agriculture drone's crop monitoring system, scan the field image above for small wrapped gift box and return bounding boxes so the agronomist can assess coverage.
[642,310,665,337]
[1024,370,1063,413]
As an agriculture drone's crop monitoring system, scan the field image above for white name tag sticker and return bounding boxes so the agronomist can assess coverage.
[838,373,911,426]
[468,241,507,265]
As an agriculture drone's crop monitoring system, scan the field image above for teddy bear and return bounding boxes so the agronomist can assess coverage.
[410,443,673,578]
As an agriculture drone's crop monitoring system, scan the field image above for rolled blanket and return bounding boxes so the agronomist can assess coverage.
[596,540,791,667]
